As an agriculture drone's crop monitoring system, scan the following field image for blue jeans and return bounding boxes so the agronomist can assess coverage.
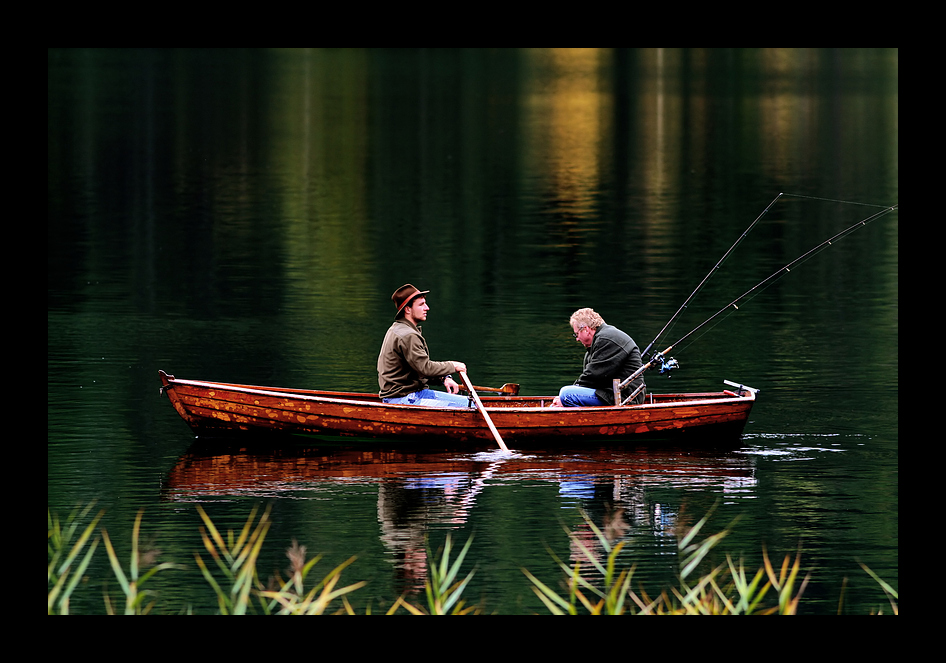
[558,385,607,407]
[383,388,472,408]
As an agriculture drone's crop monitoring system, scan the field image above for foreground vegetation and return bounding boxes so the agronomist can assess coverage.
[48,503,897,615]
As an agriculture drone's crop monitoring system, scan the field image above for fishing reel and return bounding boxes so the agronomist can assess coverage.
[653,353,679,376]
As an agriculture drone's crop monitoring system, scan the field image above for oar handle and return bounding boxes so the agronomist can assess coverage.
[460,371,511,453]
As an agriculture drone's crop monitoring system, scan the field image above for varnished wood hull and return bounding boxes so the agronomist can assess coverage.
[158,370,756,446]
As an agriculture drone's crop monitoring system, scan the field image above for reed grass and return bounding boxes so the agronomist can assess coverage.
[101,509,181,614]
[387,534,478,615]
[47,503,895,615]
[259,540,366,615]
[859,562,899,615]
[192,503,272,614]
[194,504,367,615]
[48,502,104,615]
[524,509,814,615]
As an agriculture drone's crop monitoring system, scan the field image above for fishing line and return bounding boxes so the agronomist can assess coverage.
[620,199,898,391]
[642,193,784,359]
[779,193,894,209]
[664,203,898,360]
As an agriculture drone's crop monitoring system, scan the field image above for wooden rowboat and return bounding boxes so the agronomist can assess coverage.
[158,370,757,447]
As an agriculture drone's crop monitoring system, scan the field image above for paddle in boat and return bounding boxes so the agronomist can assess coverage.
[158,370,757,447]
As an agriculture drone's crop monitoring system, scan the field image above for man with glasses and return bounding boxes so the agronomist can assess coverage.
[551,308,644,407]
[377,283,472,407]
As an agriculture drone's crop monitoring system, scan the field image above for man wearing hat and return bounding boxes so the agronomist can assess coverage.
[377,284,471,407]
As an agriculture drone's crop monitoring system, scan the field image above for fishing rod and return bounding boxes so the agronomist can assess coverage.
[617,201,898,403]
[641,193,784,360]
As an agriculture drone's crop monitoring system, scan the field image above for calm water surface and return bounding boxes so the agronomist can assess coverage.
[48,48,897,614]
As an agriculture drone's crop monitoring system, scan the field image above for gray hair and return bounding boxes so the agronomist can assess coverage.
[570,308,605,331]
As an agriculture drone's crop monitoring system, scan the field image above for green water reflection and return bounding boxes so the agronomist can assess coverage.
[48,48,897,614]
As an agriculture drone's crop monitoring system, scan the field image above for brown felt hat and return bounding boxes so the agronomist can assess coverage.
[392,283,430,317]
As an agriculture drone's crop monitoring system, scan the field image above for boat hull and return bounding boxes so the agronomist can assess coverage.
[159,371,756,446]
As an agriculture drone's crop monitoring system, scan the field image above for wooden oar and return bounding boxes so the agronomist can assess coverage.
[458,382,520,395]
[459,371,511,453]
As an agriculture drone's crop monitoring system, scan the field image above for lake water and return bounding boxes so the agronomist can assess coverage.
[48,48,898,614]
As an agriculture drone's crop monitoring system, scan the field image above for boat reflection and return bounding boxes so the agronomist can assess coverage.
[164,441,757,595]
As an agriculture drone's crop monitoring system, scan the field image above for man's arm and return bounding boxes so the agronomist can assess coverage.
[576,339,626,388]
[401,334,463,381]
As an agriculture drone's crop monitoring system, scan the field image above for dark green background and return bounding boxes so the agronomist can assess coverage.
[49,48,897,614]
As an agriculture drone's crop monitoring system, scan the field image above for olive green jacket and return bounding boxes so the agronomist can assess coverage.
[377,320,457,399]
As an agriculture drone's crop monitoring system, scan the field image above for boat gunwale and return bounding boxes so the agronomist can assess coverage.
[164,376,756,413]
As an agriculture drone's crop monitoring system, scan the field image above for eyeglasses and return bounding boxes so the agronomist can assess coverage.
[572,326,587,339]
